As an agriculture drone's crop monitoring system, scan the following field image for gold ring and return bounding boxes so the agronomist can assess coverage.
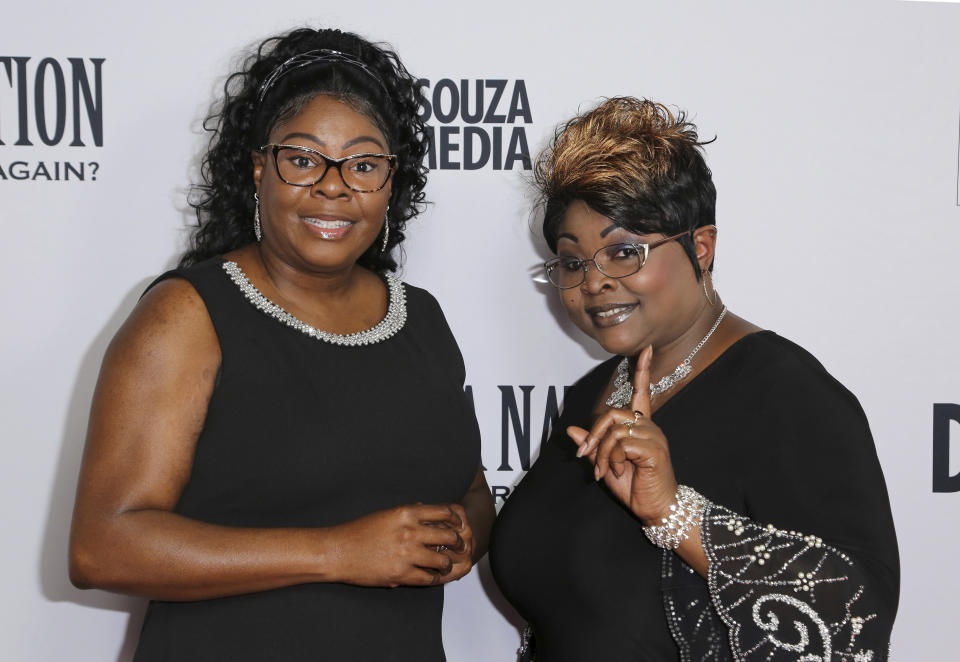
[633,410,644,423]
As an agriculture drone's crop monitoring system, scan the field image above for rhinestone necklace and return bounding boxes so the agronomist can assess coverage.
[605,305,728,408]
[222,260,407,346]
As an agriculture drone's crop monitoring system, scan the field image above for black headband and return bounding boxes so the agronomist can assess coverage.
[256,48,390,104]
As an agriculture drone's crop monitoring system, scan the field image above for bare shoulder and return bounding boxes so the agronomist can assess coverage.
[107,276,220,372]
[79,276,222,512]
[93,276,222,445]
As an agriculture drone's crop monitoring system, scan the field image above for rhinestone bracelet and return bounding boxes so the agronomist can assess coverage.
[642,485,706,550]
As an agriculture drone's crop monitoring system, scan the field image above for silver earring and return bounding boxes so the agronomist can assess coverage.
[253,192,262,242]
[702,269,719,305]
[380,206,390,254]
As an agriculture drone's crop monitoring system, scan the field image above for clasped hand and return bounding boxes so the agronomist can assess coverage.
[567,346,679,526]
[334,503,474,588]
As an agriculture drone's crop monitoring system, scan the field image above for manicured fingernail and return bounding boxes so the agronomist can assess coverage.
[594,465,601,481]
[576,444,585,457]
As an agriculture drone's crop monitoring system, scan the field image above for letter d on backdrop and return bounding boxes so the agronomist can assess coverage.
[933,403,960,492]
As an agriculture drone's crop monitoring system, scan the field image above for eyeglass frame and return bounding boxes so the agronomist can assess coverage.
[543,230,693,289]
[259,143,398,192]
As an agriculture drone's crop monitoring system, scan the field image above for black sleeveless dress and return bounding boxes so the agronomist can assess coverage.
[132,257,480,662]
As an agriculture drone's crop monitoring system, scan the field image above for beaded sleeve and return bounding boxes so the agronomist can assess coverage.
[661,499,893,661]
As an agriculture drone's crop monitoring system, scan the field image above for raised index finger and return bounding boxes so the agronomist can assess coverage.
[631,345,653,417]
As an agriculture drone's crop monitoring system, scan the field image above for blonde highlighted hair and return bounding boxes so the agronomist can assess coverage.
[537,97,716,277]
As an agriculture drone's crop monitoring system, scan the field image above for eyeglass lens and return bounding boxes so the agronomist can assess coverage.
[274,146,392,192]
[546,243,645,289]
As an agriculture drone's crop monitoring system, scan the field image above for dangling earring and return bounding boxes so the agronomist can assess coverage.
[702,269,719,306]
[253,192,262,242]
[380,206,390,254]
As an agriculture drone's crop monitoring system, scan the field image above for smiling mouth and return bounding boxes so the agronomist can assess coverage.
[302,217,354,240]
[304,218,352,229]
[589,304,637,327]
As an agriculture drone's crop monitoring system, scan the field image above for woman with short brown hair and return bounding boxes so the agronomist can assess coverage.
[490,97,898,661]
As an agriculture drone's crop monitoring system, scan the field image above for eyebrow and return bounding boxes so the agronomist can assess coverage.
[279,132,324,146]
[277,132,386,152]
[557,223,622,244]
[343,135,386,150]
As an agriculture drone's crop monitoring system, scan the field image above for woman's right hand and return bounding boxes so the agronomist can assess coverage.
[567,346,679,526]
[329,504,466,587]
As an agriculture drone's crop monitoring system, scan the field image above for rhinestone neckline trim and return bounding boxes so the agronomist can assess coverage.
[222,260,407,346]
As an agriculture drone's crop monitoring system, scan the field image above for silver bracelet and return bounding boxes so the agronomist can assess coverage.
[642,485,706,550]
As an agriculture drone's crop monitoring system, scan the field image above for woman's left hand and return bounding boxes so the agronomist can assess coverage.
[433,503,474,581]
[567,345,678,525]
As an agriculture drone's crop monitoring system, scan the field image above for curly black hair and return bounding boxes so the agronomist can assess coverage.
[180,27,429,272]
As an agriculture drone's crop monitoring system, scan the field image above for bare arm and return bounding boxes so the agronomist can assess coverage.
[69,278,464,600]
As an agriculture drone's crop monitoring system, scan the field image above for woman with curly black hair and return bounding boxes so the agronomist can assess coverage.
[69,27,493,661]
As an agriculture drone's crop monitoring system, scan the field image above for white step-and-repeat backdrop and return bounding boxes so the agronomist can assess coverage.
[3,0,959,659]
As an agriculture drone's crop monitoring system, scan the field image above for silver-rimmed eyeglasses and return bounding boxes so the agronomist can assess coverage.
[260,143,397,192]
[543,230,691,289]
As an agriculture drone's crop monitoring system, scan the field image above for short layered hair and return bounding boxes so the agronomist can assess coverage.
[537,97,716,277]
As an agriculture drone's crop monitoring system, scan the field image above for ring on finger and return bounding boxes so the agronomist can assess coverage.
[627,425,635,438]
[435,545,449,553]
[633,410,644,423]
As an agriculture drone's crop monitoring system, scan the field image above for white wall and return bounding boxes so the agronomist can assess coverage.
[2,0,959,658]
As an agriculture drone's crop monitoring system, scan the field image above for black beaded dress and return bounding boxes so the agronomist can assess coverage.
[490,331,899,661]
[132,257,480,662]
